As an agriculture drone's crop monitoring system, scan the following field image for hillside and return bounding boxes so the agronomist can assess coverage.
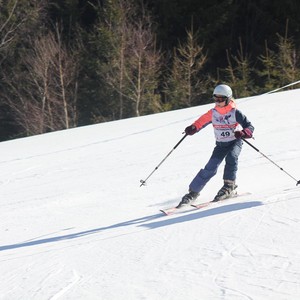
[0,89,300,299]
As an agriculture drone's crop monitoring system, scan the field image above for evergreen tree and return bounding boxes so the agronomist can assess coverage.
[257,24,300,93]
[166,26,208,109]
[222,39,254,98]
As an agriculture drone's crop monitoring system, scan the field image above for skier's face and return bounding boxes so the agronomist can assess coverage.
[213,94,227,107]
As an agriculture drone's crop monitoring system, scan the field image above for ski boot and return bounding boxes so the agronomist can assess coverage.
[213,180,237,202]
[177,190,199,208]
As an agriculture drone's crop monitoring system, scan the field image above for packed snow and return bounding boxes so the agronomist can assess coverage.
[0,89,300,300]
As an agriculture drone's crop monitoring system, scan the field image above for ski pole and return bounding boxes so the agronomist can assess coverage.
[242,137,300,186]
[140,134,188,187]
[224,117,300,185]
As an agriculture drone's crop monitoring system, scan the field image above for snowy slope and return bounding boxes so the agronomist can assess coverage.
[0,89,300,300]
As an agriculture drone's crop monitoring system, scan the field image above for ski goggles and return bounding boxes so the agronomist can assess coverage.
[213,94,228,103]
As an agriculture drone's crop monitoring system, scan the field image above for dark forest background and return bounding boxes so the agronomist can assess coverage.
[1,0,300,141]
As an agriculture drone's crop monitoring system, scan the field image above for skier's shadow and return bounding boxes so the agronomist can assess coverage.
[139,201,263,229]
[0,201,262,252]
[0,214,162,252]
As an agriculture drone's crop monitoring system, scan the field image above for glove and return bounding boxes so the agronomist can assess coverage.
[234,128,252,139]
[185,125,197,135]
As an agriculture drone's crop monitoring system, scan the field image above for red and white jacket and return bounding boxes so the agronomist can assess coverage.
[193,100,254,142]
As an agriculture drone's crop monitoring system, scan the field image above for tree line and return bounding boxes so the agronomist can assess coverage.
[0,0,300,141]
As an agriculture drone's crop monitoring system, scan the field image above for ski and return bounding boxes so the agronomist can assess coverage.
[192,192,251,209]
[160,192,251,216]
[160,205,193,216]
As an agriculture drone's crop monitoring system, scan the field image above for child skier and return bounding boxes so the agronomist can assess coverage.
[177,84,254,208]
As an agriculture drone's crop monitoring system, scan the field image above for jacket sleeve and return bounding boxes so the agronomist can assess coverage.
[192,109,213,131]
[235,109,254,133]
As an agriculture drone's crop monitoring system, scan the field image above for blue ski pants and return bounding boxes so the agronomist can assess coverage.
[189,139,243,193]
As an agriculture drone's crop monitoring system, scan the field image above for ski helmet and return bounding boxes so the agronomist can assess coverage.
[213,84,232,105]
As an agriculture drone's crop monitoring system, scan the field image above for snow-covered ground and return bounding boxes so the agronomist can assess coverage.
[0,89,300,300]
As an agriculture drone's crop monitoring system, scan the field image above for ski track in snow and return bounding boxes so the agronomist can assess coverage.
[49,270,81,300]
